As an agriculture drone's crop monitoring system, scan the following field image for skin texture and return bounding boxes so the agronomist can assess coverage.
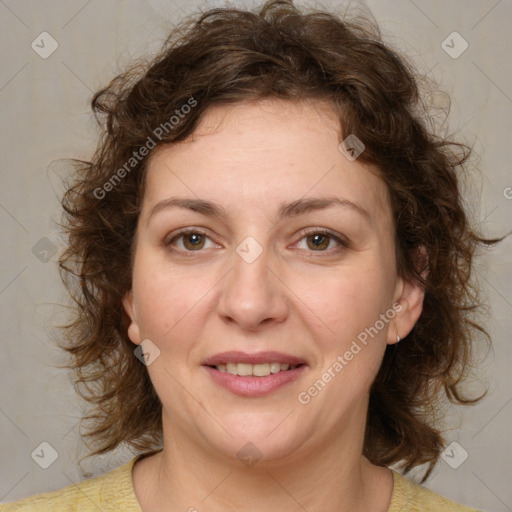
[123,99,425,512]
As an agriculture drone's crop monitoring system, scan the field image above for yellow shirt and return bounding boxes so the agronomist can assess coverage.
[1,454,480,511]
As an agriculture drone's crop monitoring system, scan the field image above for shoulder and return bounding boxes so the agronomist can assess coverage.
[0,457,141,512]
[389,470,480,512]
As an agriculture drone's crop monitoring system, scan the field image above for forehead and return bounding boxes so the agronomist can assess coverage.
[143,99,392,226]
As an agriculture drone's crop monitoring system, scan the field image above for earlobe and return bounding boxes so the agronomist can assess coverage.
[388,279,425,344]
[122,290,142,345]
[388,246,428,345]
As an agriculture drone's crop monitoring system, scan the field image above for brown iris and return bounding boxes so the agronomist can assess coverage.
[307,233,330,250]
[183,232,206,250]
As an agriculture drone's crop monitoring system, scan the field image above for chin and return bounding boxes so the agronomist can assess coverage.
[197,412,312,467]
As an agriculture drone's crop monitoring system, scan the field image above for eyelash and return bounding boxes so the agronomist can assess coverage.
[292,228,349,254]
[165,228,216,255]
[165,227,349,255]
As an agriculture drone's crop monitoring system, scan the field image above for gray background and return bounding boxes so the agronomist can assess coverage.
[1,0,511,510]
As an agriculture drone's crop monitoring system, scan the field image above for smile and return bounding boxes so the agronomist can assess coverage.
[214,362,300,377]
[204,364,306,397]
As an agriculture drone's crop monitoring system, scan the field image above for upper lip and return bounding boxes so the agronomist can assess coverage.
[202,351,307,366]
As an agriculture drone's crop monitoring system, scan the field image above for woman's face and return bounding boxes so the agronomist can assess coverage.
[124,99,423,465]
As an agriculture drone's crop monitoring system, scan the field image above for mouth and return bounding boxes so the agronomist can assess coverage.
[202,351,307,397]
[209,362,304,377]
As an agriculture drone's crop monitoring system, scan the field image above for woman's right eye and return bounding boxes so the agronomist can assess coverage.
[166,229,218,252]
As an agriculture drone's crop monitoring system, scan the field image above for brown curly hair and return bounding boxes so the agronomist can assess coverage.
[58,0,500,480]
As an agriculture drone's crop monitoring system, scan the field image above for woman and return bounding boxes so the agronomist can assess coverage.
[2,1,498,510]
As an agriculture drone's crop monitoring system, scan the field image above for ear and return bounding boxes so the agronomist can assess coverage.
[122,290,142,345]
[388,246,428,345]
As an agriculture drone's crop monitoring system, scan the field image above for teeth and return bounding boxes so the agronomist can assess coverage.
[237,363,253,376]
[218,362,298,377]
[253,363,270,376]
[270,362,281,373]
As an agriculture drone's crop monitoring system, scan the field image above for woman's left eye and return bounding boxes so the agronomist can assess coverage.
[294,231,346,252]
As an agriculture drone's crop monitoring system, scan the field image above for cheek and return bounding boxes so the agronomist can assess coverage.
[131,250,174,329]
[132,258,217,345]
[296,265,392,342]
[304,275,392,403]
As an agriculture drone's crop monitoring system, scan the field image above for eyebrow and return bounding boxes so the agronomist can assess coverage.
[146,196,371,225]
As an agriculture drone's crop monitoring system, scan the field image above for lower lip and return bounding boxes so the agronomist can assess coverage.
[203,365,307,397]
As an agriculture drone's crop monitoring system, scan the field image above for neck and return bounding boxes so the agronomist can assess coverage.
[133,408,393,512]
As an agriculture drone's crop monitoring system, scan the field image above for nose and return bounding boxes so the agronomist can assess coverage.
[217,245,289,332]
